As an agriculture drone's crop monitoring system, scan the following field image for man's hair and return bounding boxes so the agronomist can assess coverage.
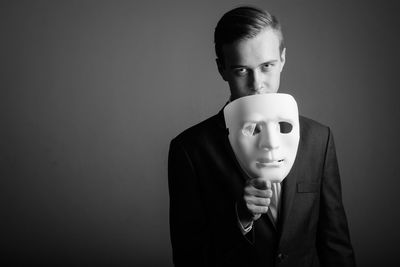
[214,6,284,65]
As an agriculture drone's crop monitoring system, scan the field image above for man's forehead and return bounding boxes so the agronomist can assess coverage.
[223,29,282,66]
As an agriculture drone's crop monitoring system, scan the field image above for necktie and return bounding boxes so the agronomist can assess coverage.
[269,182,281,222]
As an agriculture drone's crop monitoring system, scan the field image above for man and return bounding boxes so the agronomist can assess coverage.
[168,6,355,267]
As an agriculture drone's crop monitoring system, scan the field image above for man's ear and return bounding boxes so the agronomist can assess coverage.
[216,58,227,81]
[279,48,286,72]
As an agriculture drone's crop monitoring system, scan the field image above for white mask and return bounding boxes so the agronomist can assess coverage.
[224,94,300,182]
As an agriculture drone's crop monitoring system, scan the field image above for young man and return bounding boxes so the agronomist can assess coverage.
[168,6,355,267]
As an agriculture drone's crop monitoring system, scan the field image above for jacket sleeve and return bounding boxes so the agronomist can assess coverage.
[317,128,356,267]
[168,138,210,266]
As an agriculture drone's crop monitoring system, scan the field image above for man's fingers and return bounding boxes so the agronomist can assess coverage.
[247,203,269,214]
[244,178,273,216]
[244,195,271,206]
[244,186,273,198]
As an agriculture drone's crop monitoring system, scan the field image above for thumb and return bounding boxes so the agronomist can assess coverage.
[250,178,271,190]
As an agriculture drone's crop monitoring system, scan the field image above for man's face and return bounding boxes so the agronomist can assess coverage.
[219,29,286,100]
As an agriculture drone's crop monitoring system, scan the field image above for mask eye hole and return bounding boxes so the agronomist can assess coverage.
[242,122,262,136]
[279,121,293,134]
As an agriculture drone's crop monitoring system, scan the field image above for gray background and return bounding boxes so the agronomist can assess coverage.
[1,0,399,266]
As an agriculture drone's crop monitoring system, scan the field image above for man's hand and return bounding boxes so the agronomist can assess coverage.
[237,178,273,227]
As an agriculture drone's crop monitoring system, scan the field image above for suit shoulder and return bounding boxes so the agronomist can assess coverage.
[299,115,332,143]
[171,113,223,147]
[300,115,330,132]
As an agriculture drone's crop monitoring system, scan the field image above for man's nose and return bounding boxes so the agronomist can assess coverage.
[249,70,264,93]
[259,123,280,150]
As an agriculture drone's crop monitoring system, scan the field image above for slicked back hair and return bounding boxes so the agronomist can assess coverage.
[214,6,284,66]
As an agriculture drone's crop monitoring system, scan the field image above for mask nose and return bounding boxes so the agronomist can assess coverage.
[259,122,280,150]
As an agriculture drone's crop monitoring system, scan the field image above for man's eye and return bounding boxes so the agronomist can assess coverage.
[261,64,273,71]
[234,68,248,76]
[242,123,262,136]
[279,121,293,134]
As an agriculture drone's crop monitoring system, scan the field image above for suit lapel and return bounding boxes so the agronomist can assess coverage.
[278,160,299,240]
[278,118,306,246]
[216,108,247,199]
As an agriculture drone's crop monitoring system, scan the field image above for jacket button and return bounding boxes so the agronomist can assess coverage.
[277,252,288,263]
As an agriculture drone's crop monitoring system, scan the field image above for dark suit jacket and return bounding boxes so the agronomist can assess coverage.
[168,109,356,267]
